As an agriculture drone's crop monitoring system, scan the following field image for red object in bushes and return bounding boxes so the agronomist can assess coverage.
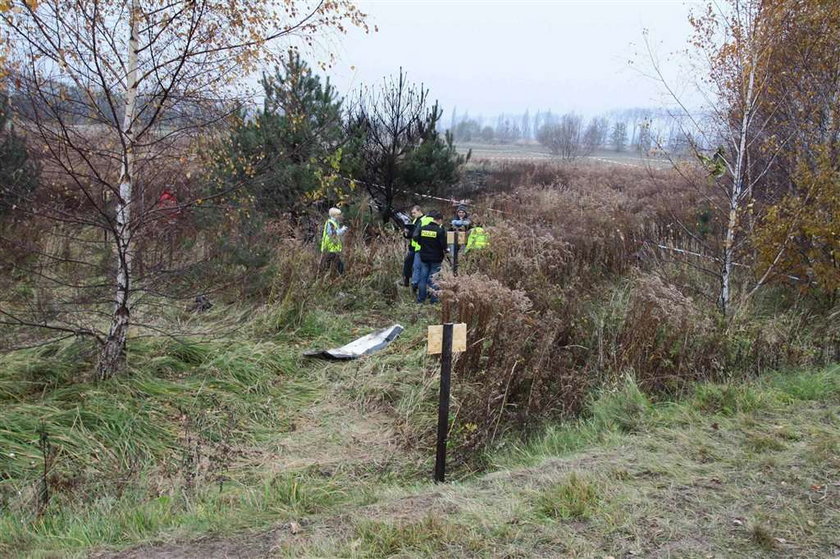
[157,189,180,223]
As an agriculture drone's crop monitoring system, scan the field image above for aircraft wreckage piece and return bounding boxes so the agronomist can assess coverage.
[304,324,404,360]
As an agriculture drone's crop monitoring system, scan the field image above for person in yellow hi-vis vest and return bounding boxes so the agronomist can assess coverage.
[403,205,424,287]
[464,215,489,253]
[320,207,348,275]
[414,210,447,304]
[409,210,435,293]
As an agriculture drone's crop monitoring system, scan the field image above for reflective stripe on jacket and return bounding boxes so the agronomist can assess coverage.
[417,222,447,263]
[411,215,434,251]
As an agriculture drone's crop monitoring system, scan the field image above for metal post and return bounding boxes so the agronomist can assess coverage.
[434,322,453,483]
[452,236,459,276]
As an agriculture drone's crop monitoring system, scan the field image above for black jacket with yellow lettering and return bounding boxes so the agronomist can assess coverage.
[415,221,448,264]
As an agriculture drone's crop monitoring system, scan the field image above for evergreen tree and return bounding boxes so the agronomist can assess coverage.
[611,122,628,152]
[351,70,468,222]
[215,51,353,216]
[399,128,467,195]
[521,110,531,141]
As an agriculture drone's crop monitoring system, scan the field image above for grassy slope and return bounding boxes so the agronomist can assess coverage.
[102,367,840,559]
[1,292,837,558]
[0,299,438,557]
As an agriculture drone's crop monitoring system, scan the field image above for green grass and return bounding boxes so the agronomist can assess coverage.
[1,472,347,555]
[259,365,838,559]
[494,364,840,469]
[351,516,486,557]
[590,374,652,433]
[533,473,600,520]
[0,335,326,554]
[0,293,439,557]
[1,305,837,559]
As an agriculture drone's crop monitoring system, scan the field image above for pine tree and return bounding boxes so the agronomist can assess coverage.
[611,122,628,152]
[216,51,352,216]
[351,70,468,222]
[521,110,531,141]
[399,124,468,196]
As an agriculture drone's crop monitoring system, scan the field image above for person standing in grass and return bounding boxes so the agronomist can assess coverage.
[414,210,448,304]
[464,215,489,253]
[450,205,471,230]
[449,205,471,256]
[409,206,435,293]
[403,205,425,287]
[320,207,348,275]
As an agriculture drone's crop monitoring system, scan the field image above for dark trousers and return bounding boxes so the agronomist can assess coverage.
[321,252,344,275]
[403,249,414,286]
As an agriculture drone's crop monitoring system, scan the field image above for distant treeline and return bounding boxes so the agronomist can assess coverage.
[448,107,697,156]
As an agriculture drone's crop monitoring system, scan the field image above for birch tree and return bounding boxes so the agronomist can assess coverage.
[645,0,784,316]
[1,0,366,378]
[695,1,772,314]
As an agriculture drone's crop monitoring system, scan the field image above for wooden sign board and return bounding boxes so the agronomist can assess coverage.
[446,231,468,245]
[427,323,467,354]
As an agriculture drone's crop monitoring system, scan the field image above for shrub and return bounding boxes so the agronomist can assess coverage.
[617,272,721,391]
[432,161,835,458]
[437,273,590,456]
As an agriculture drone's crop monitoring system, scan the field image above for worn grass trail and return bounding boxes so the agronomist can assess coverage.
[93,367,840,559]
[0,300,437,557]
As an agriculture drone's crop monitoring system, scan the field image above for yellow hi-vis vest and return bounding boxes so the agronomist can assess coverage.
[466,227,488,250]
[320,218,342,253]
[411,215,435,251]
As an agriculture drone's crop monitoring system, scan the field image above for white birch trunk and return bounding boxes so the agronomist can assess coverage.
[98,0,139,379]
[719,51,757,316]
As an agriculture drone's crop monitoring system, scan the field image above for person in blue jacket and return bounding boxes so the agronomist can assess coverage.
[449,205,471,257]
[451,205,471,229]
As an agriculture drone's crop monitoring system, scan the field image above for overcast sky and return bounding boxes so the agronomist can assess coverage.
[324,0,701,119]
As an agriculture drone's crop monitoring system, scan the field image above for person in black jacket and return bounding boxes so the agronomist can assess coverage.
[414,210,448,304]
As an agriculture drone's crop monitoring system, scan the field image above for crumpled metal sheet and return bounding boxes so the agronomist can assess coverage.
[304,324,404,360]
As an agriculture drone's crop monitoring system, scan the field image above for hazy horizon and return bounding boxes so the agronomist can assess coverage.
[321,0,702,120]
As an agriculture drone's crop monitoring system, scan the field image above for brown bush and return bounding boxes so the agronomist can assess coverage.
[616,273,723,392]
[437,273,589,456]
[458,221,573,310]
[467,160,573,192]
[472,164,711,280]
[429,161,840,459]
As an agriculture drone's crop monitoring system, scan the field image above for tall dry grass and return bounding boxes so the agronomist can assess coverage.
[435,162,839,456]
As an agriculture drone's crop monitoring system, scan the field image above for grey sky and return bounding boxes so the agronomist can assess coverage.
[327,0,701,118]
